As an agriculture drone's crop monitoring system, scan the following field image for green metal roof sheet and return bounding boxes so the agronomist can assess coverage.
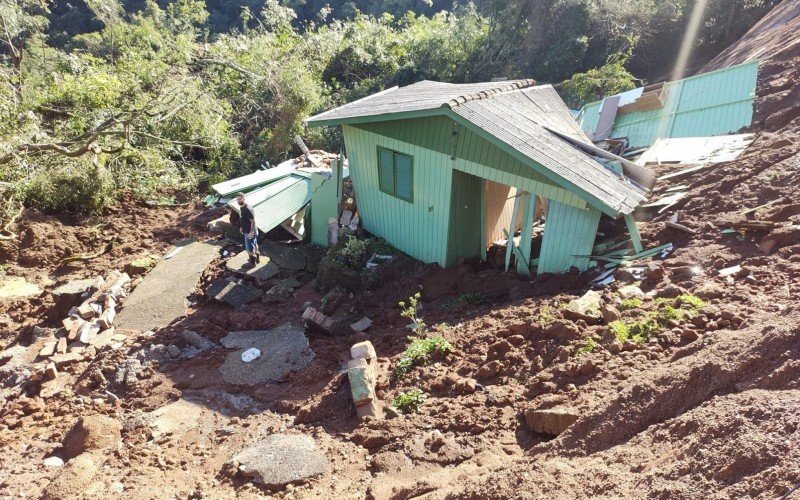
[228,174,312,234]
[212,161,296,197]
[577,60,759,148]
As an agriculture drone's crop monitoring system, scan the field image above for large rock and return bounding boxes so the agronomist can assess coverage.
[563,290,602,324]
[219,324,314,386]
[41,453,100,500]
[231,434,328,488]
[0,277,41,300]
[524,407,580,436]
[62,415,122,459]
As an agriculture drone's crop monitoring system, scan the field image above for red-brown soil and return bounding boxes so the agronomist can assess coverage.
[2,6,800,498]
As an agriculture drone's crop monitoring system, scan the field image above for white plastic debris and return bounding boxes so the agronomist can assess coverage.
[241,348,261,363]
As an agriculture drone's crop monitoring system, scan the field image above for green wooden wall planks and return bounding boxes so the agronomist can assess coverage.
[309,167,340,247]
[446,170,483,265]
[343,123,454,265]
[577,60,759,148]
[538,200,602,274]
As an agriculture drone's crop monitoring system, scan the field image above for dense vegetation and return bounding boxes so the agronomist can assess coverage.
[0,0,777,218]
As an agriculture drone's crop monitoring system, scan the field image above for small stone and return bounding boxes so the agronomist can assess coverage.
[43,456,64,467]
[350,317,373,333]
[563,290,602,324]
[39,342,57,358]
[56,337,67,354]
[44,362,58,380]
[601,305,620,324]
[385,406,401,419]
[618,285,645,300]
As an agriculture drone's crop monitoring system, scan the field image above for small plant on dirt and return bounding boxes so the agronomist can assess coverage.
[394,336,452,378]
[399,292,426,334]
[538,305,558,326]
[676,293,706,311]
[609,320,629,342]
[338,236,372,269]
[576,338,597,356]
[620,298,643,310]
[627,317,660,343]
[392,388,426,414]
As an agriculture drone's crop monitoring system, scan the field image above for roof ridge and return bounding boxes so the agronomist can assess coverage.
[442,79,537,109]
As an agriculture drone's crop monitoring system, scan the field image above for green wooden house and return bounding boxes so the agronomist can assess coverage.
[307,80,653,275]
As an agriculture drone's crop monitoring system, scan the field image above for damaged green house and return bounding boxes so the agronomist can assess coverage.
[307,80,653,275]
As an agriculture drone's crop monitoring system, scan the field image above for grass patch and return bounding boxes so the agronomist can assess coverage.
[620,298,643,310]
[610,294,709,345]
[576,338,597,356]
[394,336,452,379]
[677,293,706,311]
[392,388,426,414]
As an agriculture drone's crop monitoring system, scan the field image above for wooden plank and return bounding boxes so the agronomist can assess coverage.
[739,199,780,216]
[516,192,535,276]
[658,163,708,181]
[624,214,644,253]
[504,196,523,272]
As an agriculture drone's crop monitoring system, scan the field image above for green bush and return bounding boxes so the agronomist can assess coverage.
[337,236,371,269]
[394,335,452,378]
[392,388,426,414]
[677,294,706,311]
[442,292,489,310]
[23,160,114,214]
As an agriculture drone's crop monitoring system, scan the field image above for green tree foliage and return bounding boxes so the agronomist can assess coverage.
[0,0,779,220]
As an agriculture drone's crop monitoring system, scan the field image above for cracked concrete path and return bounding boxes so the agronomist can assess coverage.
[116,238,221,332]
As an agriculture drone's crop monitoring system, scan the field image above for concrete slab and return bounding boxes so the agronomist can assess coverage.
[260,241,306,270]
[116,238,221,332]
[0,277,41,299]
[219,324,314,386]
[208,279,262,308]
[230,434,328,488]
[226,251,280,282]
[144,399,203,438]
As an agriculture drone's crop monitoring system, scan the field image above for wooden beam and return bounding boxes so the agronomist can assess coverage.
[624,214,644,253]
[516,193,536,276]
[504,195,523,272]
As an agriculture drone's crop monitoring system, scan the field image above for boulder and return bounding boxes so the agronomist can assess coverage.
[601,305,620,324]
[41,453,100,500]
[524,407,580,435]
[230,435,328,488]
[62,415,122,459]
[563,290,602,324]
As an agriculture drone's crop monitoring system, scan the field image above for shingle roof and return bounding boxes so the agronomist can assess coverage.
[307,80,649,215]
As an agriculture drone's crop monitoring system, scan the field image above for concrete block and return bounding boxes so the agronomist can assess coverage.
[356,400,379,419]
[302,307,334,335]
[347,364,376,405]
[350,340,376,361]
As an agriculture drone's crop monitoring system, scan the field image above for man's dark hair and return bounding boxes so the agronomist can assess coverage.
[236,192,245,198]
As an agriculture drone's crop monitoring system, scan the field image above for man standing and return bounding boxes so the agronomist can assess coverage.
[236,192,260,267]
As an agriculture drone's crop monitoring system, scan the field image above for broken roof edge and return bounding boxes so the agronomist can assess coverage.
[442,109,643,217]
[544,125,656,191]
[577,59,761,115]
